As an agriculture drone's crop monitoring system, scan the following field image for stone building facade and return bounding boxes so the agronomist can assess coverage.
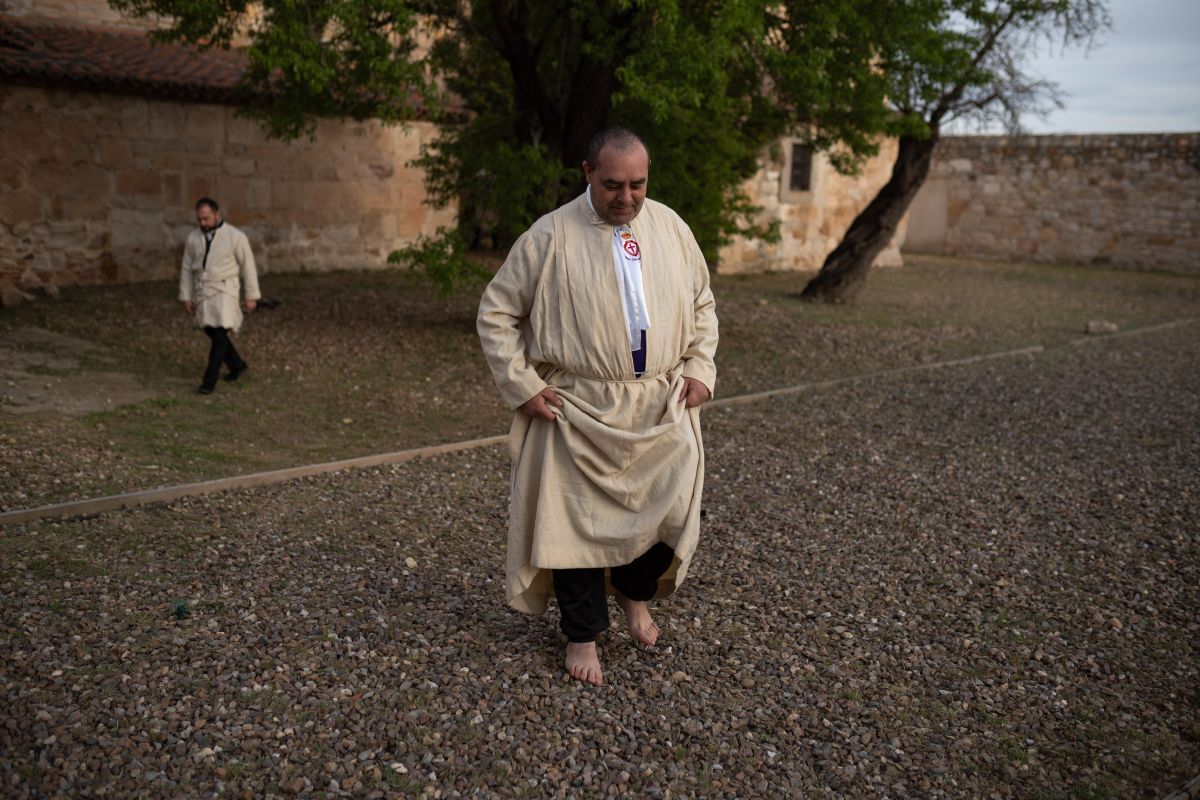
[905,133,1200,273]
[0,6,453,303]
[0,1,912,302]
[718,138,906,274]
[0,83,452,297]
[3,0,155,31]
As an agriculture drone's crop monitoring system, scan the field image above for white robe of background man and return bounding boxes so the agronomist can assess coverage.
[478,192,718,615]
[178,223,260,332]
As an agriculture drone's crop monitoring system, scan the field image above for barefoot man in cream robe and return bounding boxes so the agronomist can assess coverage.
[478,128,718,685]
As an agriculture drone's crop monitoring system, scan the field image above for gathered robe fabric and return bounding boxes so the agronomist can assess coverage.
[478,193,718,615]
[178,223,261,332]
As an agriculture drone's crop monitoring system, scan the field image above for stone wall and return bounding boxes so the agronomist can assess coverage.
[718,138,906,274]
[1,0,158,30]
[905,133,1200,272]
[0,85,455,299]
[0,0,910,292]
[0,80,906,299]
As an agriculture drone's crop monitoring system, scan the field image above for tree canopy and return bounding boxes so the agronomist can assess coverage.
[800,0,1110,301]
[110,1,903,262]
[110,0,1108,297]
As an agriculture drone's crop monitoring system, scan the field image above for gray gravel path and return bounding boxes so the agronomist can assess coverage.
[2,325,1197,798]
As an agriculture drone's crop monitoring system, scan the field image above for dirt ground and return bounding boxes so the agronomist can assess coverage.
[1,256,1198,512]
[0,327,153,415]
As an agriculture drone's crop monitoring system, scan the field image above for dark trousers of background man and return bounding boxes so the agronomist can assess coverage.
[201,326,246,389]
[552,542,675,643]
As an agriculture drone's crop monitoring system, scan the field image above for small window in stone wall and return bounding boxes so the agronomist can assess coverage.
[789,144,813,192]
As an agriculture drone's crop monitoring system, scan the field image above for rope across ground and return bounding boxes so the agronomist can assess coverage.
[1,323,1196,798]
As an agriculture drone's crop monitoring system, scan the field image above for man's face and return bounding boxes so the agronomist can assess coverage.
[583,144,649,226]
[196,205,221,232]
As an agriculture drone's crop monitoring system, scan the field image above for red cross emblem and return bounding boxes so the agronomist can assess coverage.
[623,240,640,258]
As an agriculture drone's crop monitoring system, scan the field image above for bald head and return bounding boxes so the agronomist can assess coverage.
[585,127,650,172]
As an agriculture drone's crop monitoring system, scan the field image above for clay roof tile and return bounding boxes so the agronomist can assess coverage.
[0,14,248,103]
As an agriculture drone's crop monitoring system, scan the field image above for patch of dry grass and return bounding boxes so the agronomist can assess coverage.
[1,255,1196,510]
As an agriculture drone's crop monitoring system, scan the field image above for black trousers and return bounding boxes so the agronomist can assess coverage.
[552,542,675,643]
[201,326,246,388]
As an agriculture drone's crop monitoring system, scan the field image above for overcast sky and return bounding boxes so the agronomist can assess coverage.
[954,0,1200,134]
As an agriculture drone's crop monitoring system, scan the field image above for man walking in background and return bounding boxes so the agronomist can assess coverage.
[478,128,718,685]
[179,197,260,395]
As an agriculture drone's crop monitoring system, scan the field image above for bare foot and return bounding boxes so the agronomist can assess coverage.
[565,642,604,685]
[615,592,660,646]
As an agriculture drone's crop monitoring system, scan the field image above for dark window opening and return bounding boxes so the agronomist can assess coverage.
[789,144,813,192]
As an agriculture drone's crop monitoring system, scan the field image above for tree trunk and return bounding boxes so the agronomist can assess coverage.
[800,134,939,303]
[555,10,637,204]
[561,53,617,167]
[556,51,619,203]
[492,4,631,206]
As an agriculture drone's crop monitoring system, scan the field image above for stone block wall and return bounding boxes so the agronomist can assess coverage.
[0,85,455,297]
[718,138,906,274]
[1,0,159,30]
[905,133,1200,272]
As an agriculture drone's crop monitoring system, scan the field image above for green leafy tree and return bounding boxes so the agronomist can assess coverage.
[412,0,820,259]
[386,226,490,299]
[108,0,897,271]
[112,1,1105,298]
[799,0,1111,302]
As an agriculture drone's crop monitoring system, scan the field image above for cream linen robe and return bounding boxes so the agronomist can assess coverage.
[478,193,718,614]
[178,223,261,332]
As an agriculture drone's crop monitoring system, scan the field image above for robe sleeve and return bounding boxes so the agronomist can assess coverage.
[178,236,196,303]
[237,231,261,301]
[679,223,718,396]
[477,231,551,410]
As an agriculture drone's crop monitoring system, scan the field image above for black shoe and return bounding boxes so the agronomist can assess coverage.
[198,384,215,395]
[224,364,248,382]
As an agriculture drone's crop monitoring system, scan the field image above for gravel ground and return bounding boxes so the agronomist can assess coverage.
[1,324,1197,798]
